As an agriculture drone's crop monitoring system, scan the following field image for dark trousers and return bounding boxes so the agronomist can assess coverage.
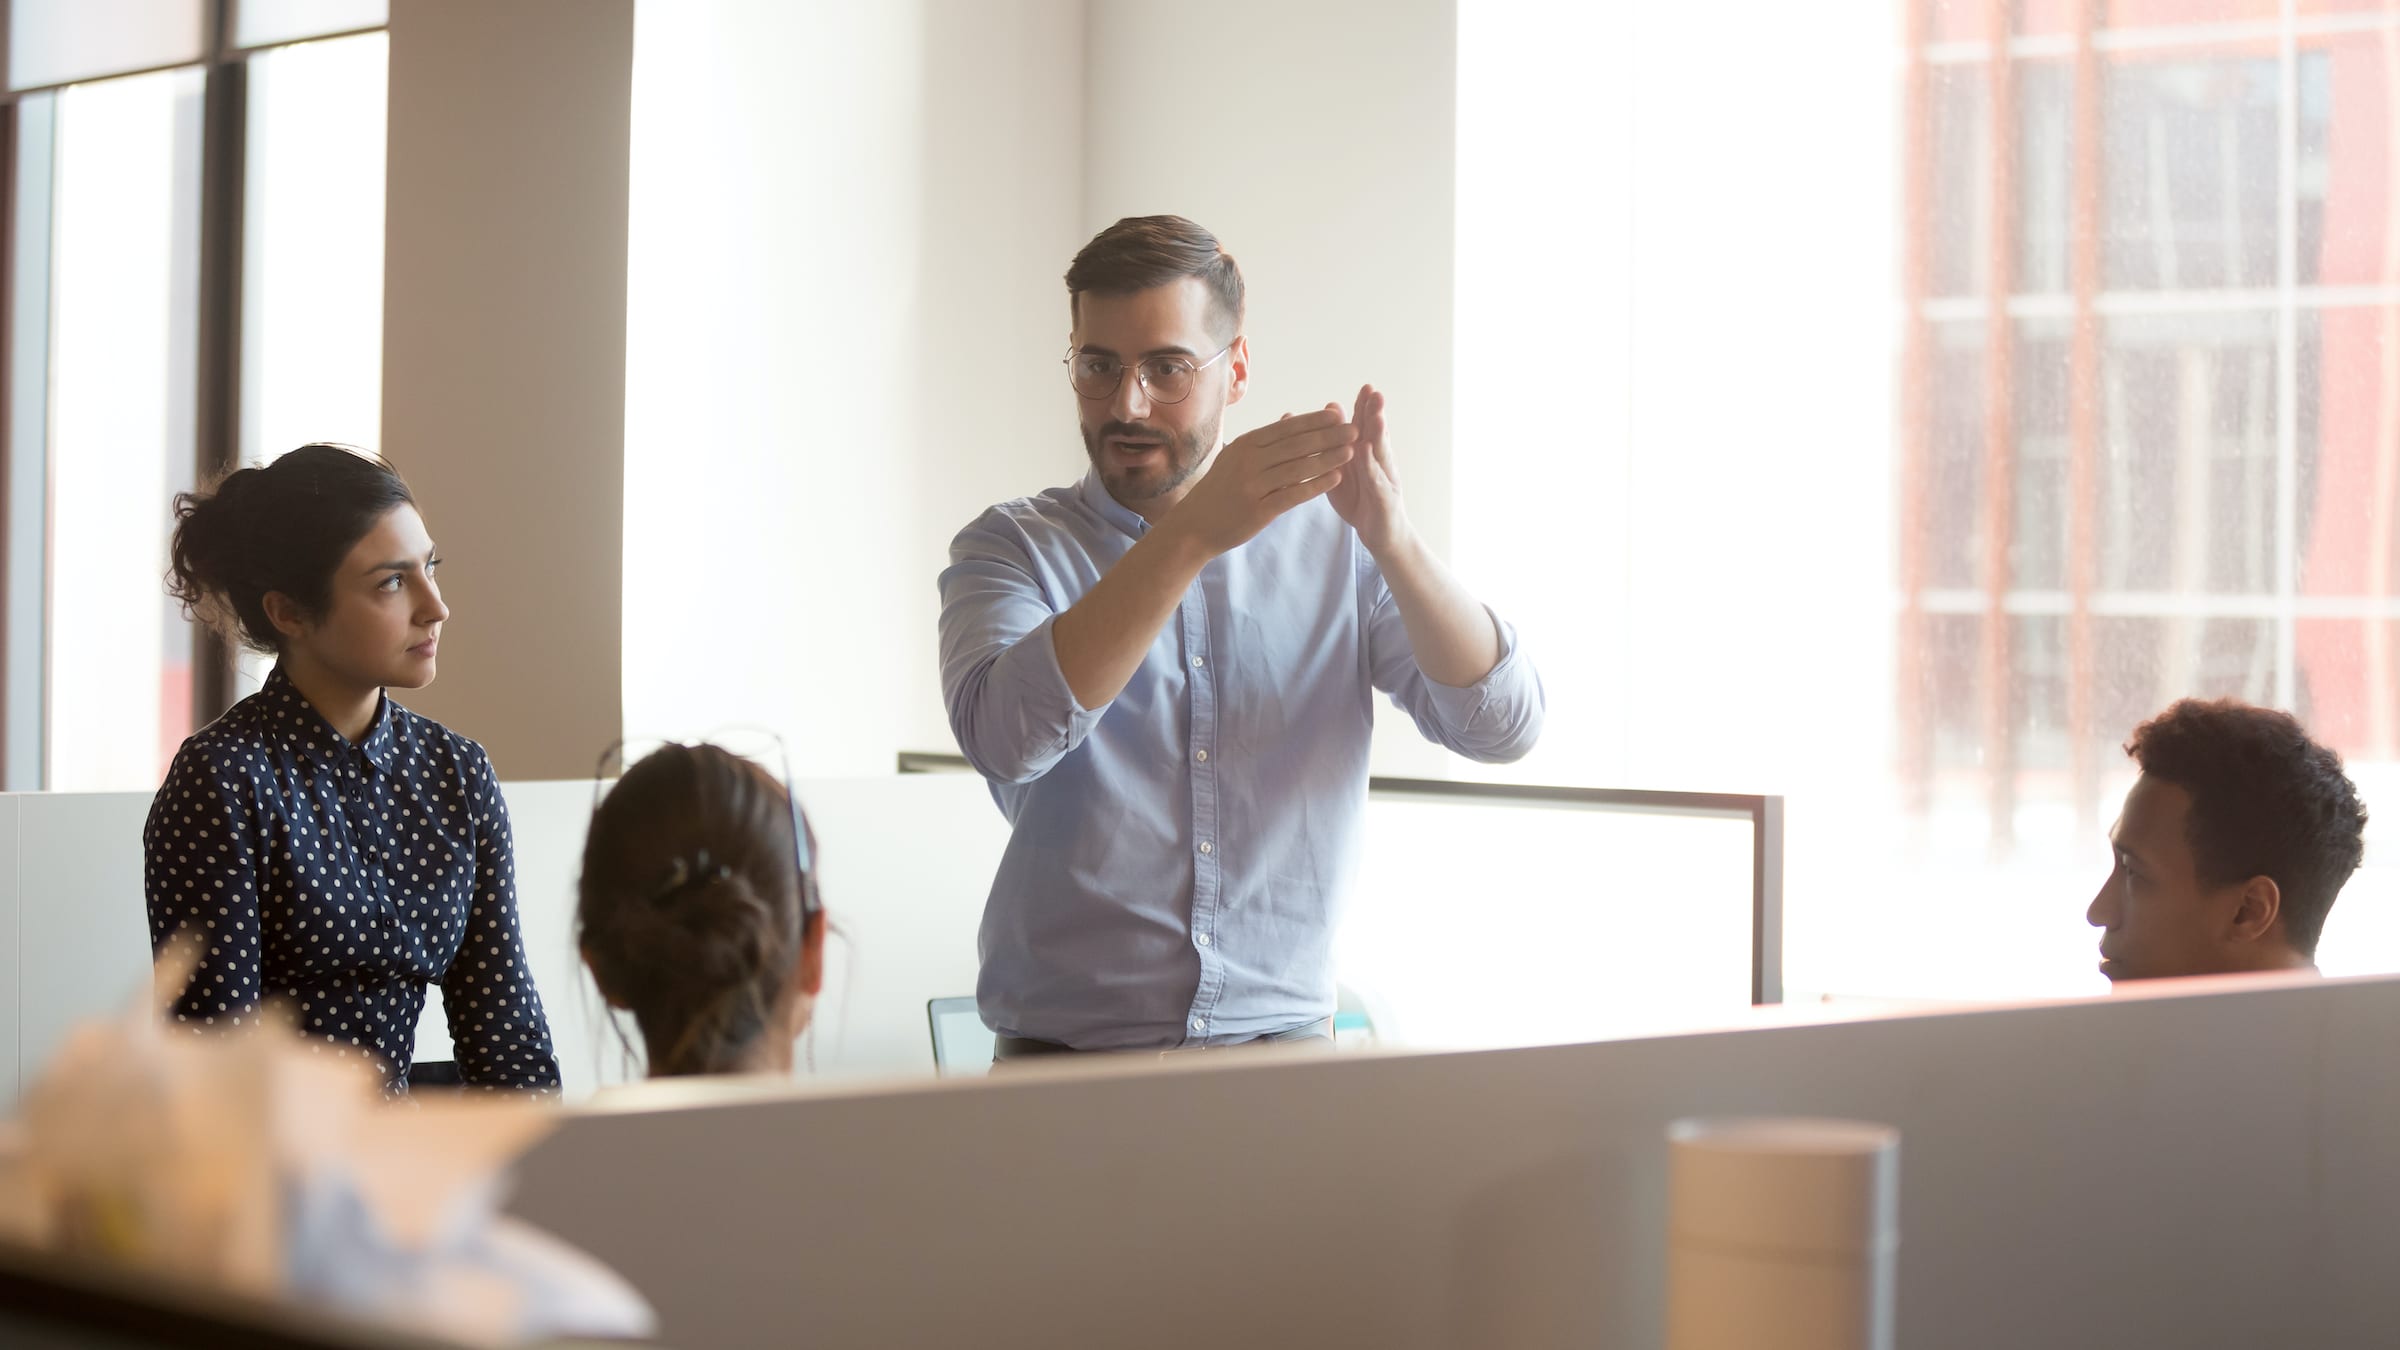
[992,1017,1335,1066]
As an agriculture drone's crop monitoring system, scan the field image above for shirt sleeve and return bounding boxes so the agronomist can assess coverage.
[937,510,1108,785]
[1361,548,1547,764]
[442,748,562,1092]
[144,741,269,1030]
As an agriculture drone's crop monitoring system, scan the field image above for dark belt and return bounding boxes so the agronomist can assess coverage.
[993,1016,1335,1064]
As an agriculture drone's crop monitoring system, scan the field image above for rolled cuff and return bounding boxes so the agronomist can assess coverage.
[1415,611,1544,762]
[956,613,1109,784]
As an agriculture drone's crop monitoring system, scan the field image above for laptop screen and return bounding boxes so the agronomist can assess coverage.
[927,996,995,1075]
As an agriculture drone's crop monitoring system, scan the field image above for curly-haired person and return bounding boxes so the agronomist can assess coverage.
[2089,699,2369,982]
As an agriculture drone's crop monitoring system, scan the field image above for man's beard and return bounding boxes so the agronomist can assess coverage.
[1083,414,1218,508]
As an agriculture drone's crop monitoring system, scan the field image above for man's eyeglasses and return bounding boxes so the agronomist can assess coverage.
[1063,342,1233,406]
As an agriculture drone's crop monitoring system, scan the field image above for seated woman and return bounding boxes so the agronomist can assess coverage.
[577,743,827,1077]
[144,444,559,1093]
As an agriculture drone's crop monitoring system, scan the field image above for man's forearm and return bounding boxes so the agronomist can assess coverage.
[1052,522,1212,709]
[1372,529,1503,687]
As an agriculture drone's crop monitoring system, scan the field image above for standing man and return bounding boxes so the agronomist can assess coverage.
[938,216,1544,1057]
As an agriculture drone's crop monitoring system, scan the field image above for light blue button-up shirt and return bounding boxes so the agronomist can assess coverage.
[938,471,1545,1050]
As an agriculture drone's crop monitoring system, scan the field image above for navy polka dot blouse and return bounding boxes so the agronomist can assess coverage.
[142,665,561,1094]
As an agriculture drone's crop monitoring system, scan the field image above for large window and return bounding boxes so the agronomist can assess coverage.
[1901,3,2400,986]
[232,30,388,700]
[1456,0,2400,1001]
[240,32,386,467]
[2,10,390,787]
[42,68,204,792]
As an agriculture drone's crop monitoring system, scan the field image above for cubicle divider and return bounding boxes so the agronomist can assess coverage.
[2,760,1783,1105]
[0,774,1011,1107]
[448,772,1018,1096]
[507,972,2400,1349]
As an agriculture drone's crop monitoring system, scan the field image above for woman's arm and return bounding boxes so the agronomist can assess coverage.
[143,744,269,1029]
[442,748,562,1092]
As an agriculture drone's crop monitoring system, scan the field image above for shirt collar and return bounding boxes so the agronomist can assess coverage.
[263,663,401,774]
[1077,469,1152,541]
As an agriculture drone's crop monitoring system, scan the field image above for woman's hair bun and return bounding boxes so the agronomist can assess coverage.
[164,445,414,653]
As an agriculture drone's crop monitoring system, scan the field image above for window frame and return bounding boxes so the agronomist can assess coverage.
[0,0,386,789]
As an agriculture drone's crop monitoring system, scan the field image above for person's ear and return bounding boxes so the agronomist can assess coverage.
[2227,875,2283,945]
[261,590,310,643]
[775,913,828,1045]
[1225,335,1249,408]
[794,910,826,998]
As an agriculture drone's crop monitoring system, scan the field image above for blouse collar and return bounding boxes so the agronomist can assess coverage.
[262,663,401,774]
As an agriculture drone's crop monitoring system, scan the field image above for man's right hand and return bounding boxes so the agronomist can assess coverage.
[1051,408,1354,710]
[1158,407,1357,559]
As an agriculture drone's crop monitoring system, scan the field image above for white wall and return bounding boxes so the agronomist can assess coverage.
[623,0,1085,772]
[1083,0,1464,777]
[1452,0,1636,791]
[624,3,1513,782]
[900,1,1091,755]
[623,0,919,772]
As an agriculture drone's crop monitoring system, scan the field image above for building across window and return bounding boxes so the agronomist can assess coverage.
[1899,0,2400,852]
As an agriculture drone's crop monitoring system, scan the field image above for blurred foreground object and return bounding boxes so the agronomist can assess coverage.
[0,947,652,1345]
[1666,1116,1900,1350]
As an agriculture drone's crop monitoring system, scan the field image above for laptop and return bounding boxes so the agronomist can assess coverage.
[926,996,996,1075]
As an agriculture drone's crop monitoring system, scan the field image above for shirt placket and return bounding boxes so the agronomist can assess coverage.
[338,755,395,930]
[1180,584,1224,1047]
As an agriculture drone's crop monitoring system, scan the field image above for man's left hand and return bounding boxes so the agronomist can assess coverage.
[1327,384,1411,557]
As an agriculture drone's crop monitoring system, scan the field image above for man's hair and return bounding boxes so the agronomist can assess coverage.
[1065,215,1244,343]
[2125,699,2368,956]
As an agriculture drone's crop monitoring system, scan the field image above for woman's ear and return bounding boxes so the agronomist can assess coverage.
[794,911,826,998]
[261,590,310,643]
[775,914,828,1047]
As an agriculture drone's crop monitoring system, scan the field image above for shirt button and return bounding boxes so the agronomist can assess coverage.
[1190,656,1204,668]
[1195,750,1209,763]
[1190,1017,1207,1033]
[1196,933,1212,947]
[1198,841,1213,855]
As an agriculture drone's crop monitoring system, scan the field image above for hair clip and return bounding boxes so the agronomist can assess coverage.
[653,849,734,903]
